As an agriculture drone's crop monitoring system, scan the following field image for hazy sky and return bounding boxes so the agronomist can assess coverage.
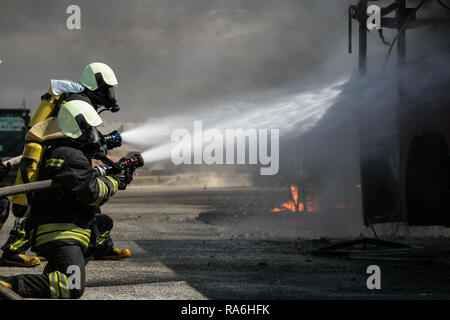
[0,0,357,120]
[0,0,447,121]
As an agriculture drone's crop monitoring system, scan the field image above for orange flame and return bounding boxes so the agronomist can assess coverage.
[272,185,318,213]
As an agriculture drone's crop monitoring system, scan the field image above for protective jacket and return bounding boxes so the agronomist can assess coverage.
[27,142,119,255]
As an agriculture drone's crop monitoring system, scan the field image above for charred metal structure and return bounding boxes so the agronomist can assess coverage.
[349,0,450,227]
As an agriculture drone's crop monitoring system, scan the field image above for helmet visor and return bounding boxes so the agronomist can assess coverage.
[95,86,119,112]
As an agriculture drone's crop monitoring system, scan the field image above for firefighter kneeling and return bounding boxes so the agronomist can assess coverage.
[0,100,134,299]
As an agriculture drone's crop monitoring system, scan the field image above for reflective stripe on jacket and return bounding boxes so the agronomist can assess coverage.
[34,223,91,250]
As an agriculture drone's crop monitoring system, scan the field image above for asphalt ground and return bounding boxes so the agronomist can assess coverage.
[1,186,450,300]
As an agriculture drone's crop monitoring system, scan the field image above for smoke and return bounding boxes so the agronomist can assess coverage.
[123,41,450,166]
[0,1,449,238]
[0,0,354,120]
[0,0,447,121]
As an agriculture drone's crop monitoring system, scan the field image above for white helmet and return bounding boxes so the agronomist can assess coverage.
[79,62,119,112]
[79,62,118,90]
[57,100,102,139]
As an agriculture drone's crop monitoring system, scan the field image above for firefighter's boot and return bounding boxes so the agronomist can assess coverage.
[98,248,131,260]
[1,253,41,267]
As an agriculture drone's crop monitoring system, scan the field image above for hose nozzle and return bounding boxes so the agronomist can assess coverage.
[116,152,144,171]
[94,152,144,176]
[102,130,122,150]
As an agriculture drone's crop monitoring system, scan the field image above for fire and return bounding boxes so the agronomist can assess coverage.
[272,184,318,213]
[272,183,361,213]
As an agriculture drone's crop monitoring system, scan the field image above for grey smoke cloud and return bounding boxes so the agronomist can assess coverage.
[0,1,447,122]
[0,0,358,121]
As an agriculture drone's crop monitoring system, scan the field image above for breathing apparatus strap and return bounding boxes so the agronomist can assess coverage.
[41,92,52,101]
[19,159,35,207]
[52,92,69,117]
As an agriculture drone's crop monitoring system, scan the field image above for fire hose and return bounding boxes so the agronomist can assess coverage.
[2,155,22,168]
[0,152,144,198]
[0,283,24,300]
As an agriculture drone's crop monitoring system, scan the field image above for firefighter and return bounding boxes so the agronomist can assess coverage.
[0,100,132,299]
[1,62,131,267]
[0,163,41,267]
[62,62,131,261]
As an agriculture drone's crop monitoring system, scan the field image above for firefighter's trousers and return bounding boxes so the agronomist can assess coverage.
[1,213,115,258]
[1,217,30,256]
[2,244,86,299]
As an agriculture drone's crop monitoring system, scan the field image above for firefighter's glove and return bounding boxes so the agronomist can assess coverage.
[115,168,135,190]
